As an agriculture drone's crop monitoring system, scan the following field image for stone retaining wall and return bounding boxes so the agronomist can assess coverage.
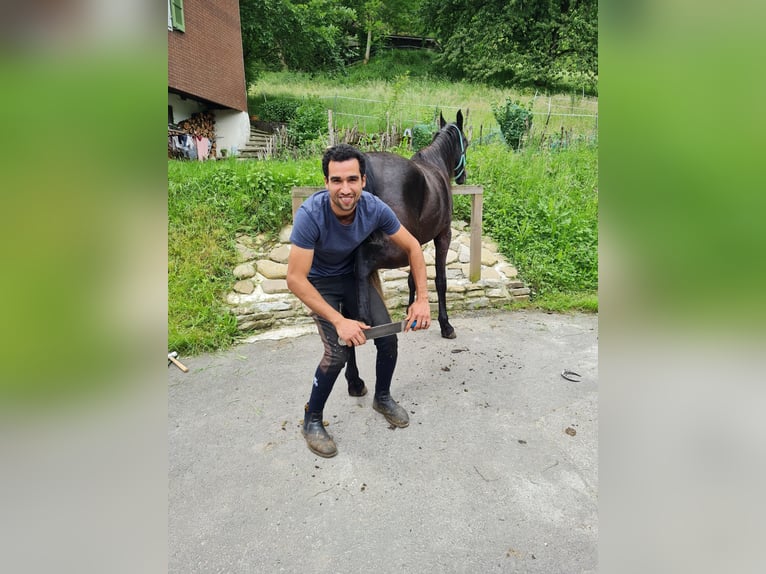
[225,220,530,334]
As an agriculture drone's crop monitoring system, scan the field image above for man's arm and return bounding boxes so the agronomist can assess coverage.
[286,245,371,346]
[389,226,431,331]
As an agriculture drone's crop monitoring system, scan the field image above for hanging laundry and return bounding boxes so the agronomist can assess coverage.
[178,135,196,159]
[195,136,210,161]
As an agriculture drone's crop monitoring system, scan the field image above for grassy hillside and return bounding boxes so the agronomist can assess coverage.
[249,52,598,139]
[459,144,598,299]
[168,158,321,353]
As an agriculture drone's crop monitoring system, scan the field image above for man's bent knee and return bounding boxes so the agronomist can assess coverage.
[320,343,351,373]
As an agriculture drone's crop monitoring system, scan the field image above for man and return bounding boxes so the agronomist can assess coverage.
[287,144,431,458]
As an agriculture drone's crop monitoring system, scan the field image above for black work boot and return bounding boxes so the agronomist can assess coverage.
[302,404,337,458]
[372,394,409,428]
[347,377,368,397]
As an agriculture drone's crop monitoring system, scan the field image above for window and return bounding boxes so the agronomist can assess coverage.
[168,0,185,33]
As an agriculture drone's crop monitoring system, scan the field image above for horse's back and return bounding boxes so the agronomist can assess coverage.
[365,152,426,216]
[364,152,451,244]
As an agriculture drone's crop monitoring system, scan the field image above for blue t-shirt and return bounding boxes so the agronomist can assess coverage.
[290,190,401,278]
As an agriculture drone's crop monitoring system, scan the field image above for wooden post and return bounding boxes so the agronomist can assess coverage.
[292,196,303,219]
[449,185,484,282]
[328,109,334,146]
[469,191,483,282]
[292,186,321,218]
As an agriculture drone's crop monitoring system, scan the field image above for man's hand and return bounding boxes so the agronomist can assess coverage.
[405,298,431,332]
[335,318,370,346]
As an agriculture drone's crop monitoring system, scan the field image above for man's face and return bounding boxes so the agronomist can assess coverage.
[325,158,366,218]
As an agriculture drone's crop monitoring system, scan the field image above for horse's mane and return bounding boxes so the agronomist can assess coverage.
[411,124,461,171]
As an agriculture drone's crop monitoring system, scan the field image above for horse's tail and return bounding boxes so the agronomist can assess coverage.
[369,270,384,302]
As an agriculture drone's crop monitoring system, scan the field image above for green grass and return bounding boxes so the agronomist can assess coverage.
[531,291,598,312]
[489,290,598,314]
[168,158,322,353]
[343,50,443,83]
[456,142,598,298]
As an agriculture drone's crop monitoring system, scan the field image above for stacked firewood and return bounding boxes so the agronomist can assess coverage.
[177,111,217,158]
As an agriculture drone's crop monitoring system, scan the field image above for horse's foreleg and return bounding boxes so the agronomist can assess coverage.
[407,272,416,308]
[434,230,456,339]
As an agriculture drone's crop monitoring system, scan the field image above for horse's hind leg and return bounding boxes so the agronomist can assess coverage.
[344,348,367,396]
[434,228,456,339]
[344,249,369,396]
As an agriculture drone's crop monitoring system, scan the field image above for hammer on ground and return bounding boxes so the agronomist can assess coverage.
[168,351,189,373]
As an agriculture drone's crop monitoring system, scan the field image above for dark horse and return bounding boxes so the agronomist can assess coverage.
[343,110,467,393]
[355,110,468,339]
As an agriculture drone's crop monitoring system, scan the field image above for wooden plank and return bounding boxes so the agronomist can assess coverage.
[291,186,323,218]
[452,185,483,196]
[290,185,485,282]
[291,185,483,200]
[448,186,484,281]
[292,186,323,197]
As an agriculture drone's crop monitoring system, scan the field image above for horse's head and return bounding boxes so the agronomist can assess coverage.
[439,110,468,184]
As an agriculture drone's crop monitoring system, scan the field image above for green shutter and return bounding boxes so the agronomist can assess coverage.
[171,0,185,32]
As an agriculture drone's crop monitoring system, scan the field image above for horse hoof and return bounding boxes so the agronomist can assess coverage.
[347,379,368,397]
[441,329,456,339]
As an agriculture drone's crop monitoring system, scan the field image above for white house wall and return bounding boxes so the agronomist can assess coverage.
[212,109,250,157]
[168,93,204,124]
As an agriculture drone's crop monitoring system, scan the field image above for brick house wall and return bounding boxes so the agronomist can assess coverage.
[168,0,247,112]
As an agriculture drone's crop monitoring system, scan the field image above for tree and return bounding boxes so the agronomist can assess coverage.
[360,0,384,64]
[239,0,596,91]
[239,0,356,87]
[339,0,425,64]
[420,0,597,90]
[239,0,299,86]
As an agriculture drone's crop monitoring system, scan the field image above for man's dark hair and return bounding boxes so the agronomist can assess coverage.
[321,144,366,178]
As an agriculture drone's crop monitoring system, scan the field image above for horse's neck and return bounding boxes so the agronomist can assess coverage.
[414,134,453,172]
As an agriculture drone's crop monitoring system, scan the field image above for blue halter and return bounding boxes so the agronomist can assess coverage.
[448,123,466,180]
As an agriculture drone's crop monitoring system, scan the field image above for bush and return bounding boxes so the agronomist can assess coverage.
[248,95,328,150]
[492,97,534,151]
[252,95,302,122]
[287,100,326,147]
[344,50,441,82]
[411,124,434,151]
